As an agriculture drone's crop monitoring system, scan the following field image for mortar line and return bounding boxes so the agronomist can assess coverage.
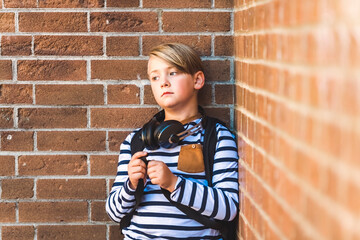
[211,34,215,56]
[0,54,231,61]
[139,35,143,56]
[13,106,18,128]
[0,32,219,37]
[14,11,19,32]
[102,35,106,57]
[235,57,360,77]
[33,131,38,151]
[0,8,232,13]
[87,10,91,32]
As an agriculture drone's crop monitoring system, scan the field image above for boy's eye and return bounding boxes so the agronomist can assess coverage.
[151,76,159,81]
[169,71,177,76]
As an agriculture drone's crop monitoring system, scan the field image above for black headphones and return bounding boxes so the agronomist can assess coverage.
[141,108,204,150]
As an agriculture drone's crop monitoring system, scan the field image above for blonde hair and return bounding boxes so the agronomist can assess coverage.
[149,43,203,75]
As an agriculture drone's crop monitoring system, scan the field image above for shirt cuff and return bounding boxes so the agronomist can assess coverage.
[123,178,136,196]
[170,176,185,201]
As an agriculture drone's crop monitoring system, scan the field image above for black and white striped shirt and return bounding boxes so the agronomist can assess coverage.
[106,118,239,239]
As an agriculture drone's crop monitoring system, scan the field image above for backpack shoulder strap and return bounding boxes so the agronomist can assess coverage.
[202,116,224,187]
[119,129,145,230]
[130,129,145,156]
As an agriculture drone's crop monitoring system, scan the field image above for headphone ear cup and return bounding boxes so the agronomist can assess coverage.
[155,120,184,149]
[141,119,160,150]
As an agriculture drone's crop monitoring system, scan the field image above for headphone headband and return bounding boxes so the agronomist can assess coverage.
[141,106,205,149]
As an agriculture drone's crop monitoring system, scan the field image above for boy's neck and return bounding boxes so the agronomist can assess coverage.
[164,105,200,123]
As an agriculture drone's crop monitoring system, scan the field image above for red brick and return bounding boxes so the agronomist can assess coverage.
[215,36,234,56]
[1,131,34,151]
[204,107,230,126]
[234,36,244,58]
[142,35,212,56]
[162,12,230,32]
[19,155,87,175]
[107,0,138,7]
[203,60,231,82]
[91,60,147,80]
[19,202,88,222]
[37,131,106,151]
[19,12,87,32]
[109,179,115,192]
[1,178,34,199]
[0,60,13,80]
[38,0,104,8]
[0,203,16,222]
[144,85,157,105]
[143,0,211,8]
[91,201,109,221]
[110,225,124,240]
[36,84,104,105]
[0,156,15,176]
[18,108,87,129]
[0,13,15,32]
[2,226,35,240]
[107,84,140,104]
[0,84,32,104]
[215,84,234,104]
[1,36,32,56]
[215,0,233,8]
[108,131,131,151]
[91,107,158,128]
[18,60,86,81]
[90,12,158,32]
[106,36,139,56]
[90,155,118,175]
[38,225,106,240]
[34,35,103,56]
[37,179,106,199]
[198,84,212,106]
[0,108,13,128]
[4,0,36,8]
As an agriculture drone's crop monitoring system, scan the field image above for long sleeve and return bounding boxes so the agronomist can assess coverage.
[106,119,238,239]
[170,123,239,221]
[106,132,138,223]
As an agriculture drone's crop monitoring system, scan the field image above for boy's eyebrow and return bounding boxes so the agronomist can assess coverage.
[148,69,159,75]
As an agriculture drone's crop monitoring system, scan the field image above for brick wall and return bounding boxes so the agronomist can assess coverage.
[0,1,234,239]
[235,0,360,239]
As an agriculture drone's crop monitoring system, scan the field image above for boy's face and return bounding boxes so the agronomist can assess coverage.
[147,56,203,111]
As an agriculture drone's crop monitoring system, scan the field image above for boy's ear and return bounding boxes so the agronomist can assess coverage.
[193,71,205,90]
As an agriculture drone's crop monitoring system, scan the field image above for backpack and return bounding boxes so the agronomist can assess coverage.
[120,115,239,240]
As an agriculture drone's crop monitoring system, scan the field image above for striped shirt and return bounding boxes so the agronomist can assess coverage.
[106,118,239,239]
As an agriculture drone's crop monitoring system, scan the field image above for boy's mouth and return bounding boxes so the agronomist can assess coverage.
[161,92,173,97]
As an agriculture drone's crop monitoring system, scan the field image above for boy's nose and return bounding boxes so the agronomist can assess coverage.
[160,77,170,88]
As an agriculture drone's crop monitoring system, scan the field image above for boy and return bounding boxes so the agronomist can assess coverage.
[106,43,239,239]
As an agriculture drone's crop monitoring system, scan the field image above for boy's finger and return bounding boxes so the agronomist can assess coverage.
[129,159,146,168]
[147,160,159,167]
[133,151,148,158]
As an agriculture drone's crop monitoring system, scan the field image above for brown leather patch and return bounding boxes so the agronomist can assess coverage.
[177,144,204,173]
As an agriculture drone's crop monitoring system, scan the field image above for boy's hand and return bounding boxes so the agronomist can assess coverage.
[128,151,148,190]
[147,160,178,192]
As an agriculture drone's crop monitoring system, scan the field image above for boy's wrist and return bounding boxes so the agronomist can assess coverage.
[166,175,178,193]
